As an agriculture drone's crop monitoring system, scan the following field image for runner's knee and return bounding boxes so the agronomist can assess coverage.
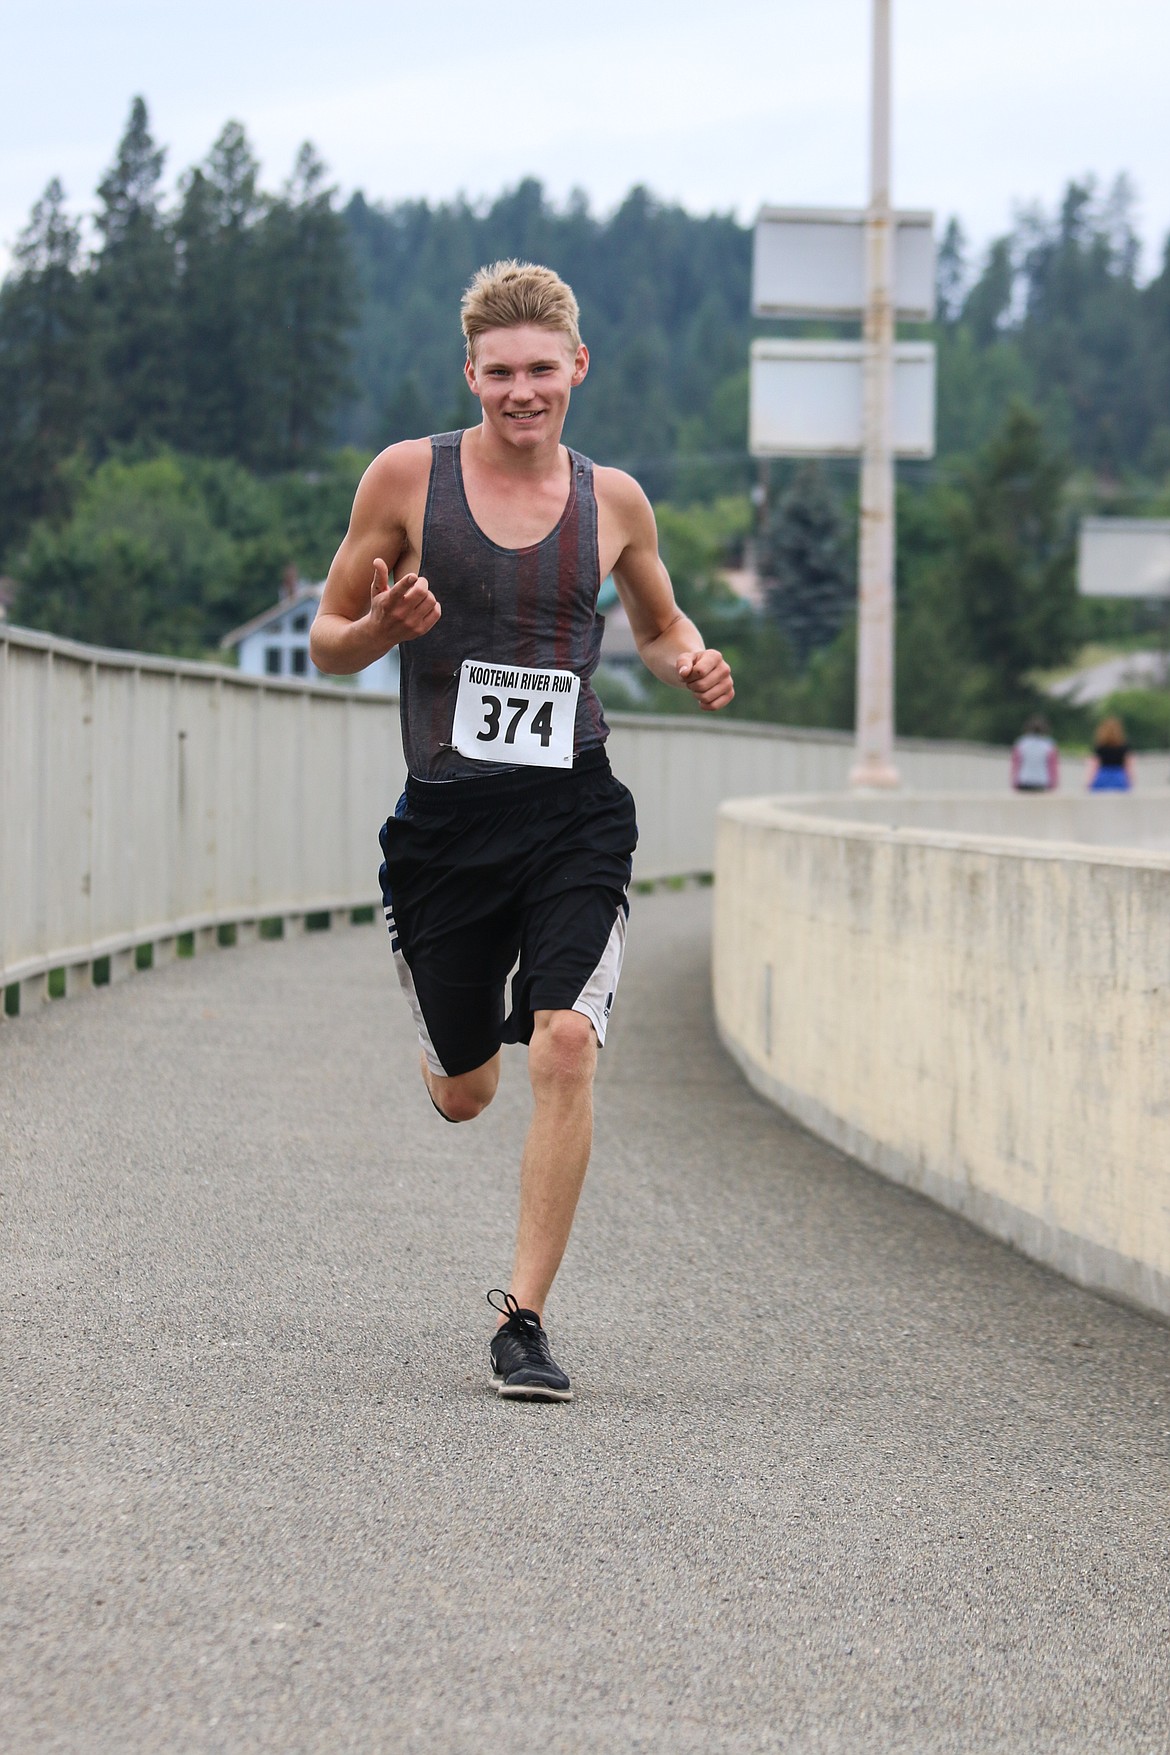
[530,1009,597,1089]
[427,1056,499,1122]
[437,1086,490,1123]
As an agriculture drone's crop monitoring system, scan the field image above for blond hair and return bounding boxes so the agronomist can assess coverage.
[461,260,581,360]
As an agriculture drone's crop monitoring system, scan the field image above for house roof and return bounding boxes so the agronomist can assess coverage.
[219,583,323,650]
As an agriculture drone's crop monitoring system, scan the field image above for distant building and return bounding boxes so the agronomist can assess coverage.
[219,578,400,694]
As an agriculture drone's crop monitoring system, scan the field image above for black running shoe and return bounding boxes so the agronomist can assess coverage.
[487,1289,572,1402]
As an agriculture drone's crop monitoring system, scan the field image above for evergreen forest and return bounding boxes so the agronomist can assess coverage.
[4,98,1170,745]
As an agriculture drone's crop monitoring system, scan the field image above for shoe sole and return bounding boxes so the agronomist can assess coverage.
[490,1371,573,1403]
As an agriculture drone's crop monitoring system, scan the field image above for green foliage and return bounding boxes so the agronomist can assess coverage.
[11,449,367,656]
[1097,688,1170,750]
[718,619,854,730]
[939,174,1169,483]
[889,473,984,738]
[0,179,94,550]
[249,143,355,467]
[654,495,752,617]
[950,404,1078,738]
[93,97,177,447]
[0,99,354,562]
[963,237,1015,347]
[173,123,265,462]
[935,327,1034,459]
[935,218,967,325]
[619,491,858,732]
[340,179,752,498]
[627,410,1082,745]
[6,110,1170,748]
[265,447,374,579]
[759,465,854,663]
[14,454,239,653]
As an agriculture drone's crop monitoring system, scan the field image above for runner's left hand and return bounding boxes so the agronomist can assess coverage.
[676,649,734,712]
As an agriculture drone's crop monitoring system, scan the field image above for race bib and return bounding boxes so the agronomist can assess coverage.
[451,660,580,769]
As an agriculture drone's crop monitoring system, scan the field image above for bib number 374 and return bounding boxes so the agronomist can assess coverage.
[451,660,580,769]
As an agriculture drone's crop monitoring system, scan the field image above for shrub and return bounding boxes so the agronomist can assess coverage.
[1097,688,1170,750]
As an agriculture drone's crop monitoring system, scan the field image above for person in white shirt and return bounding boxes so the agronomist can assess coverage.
[1011,715,1059,791]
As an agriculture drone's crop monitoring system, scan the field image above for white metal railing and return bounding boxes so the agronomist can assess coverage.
[0,621,1034,1009]
[1,626,406,1006]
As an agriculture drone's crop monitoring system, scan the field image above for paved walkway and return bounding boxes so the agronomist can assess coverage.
[3,890,1170,1753]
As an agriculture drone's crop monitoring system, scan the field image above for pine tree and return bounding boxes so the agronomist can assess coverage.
[175,123,263,461]
[380,375,432,445]
[759,466,854,665]
[963,237,1015,346]
[252,144,353,467]
[952,403,1077,737]
[936,218,967,325]
[1141,236,1170,473]
[0,179,94,556]
[1016,177,1148,473]
[92,97,177,446]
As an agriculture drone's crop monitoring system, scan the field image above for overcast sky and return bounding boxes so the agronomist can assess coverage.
[5,0,1168,279]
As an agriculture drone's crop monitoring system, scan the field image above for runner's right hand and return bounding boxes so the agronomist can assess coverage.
[368,558,441,644]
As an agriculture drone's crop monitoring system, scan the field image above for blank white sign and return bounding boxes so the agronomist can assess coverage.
[1078,518,1170,598]
[749,340,937,459]
[752,207,936,321]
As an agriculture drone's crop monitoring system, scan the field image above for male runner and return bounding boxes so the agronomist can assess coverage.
[311,260,733,1401]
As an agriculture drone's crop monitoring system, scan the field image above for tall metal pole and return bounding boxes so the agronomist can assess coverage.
[851,0,900,788]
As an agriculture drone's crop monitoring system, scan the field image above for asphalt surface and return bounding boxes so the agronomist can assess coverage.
[3,889,1170,1754]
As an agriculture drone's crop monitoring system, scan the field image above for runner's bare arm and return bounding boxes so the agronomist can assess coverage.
[310,441,440,675]
[601,470,734,712]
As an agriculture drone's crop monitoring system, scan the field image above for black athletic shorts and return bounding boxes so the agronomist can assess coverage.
[378,747,638,1078]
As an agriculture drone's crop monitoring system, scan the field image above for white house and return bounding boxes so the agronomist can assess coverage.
[220,580,400,694]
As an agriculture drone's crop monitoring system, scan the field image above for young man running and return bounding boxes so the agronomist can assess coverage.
[311,261,733,1401]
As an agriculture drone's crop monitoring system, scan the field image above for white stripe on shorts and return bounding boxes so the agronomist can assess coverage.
[570,905,627,1047]
[384,903,448,1077]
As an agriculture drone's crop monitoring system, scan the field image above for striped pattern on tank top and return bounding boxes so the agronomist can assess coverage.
[399,430,610,783]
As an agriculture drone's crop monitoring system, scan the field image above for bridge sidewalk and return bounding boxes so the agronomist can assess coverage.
[2,890,1168,1752]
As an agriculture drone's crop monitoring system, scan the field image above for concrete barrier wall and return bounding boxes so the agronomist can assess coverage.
[605,727,1170,874]
[793,789,1170,850]
[605,717,1012,878]
[713,794,1170,1320]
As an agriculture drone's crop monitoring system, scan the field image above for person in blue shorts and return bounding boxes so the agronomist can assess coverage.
[1086,715,1135,792]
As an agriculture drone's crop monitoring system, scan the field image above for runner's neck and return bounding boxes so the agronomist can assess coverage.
[464,419,569,482]
[458,428,574,550]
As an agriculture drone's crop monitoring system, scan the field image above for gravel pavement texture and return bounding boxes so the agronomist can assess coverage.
[3,887,1170,1754]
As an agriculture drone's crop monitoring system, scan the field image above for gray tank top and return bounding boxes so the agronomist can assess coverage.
[399,430,609,782]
